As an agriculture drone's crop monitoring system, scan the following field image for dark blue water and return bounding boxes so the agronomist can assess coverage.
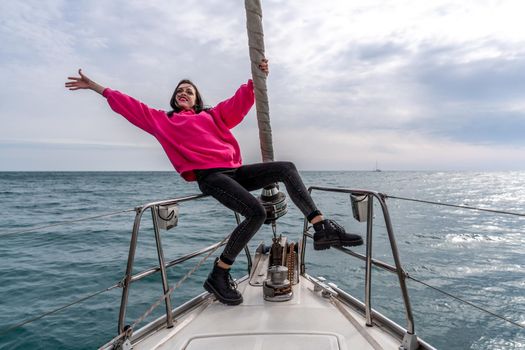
[0,171,523,349]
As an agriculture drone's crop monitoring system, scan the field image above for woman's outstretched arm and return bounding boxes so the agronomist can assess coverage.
[65,69,162,135]
[65,69,106,95]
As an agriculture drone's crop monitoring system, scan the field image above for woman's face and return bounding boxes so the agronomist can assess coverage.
[175,83,197,110]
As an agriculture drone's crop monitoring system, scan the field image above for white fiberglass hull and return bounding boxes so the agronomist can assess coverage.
[129,274,416,350]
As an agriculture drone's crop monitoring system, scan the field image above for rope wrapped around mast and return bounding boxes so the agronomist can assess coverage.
[245,0,287,225]
[245,0,273,163]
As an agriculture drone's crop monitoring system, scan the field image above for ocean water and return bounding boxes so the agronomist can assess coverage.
[0,171,524,350]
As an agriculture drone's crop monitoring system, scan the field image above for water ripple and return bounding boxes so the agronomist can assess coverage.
[1,171,524,349]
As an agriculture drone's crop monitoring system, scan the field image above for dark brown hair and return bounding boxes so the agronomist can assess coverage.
[167,79,208,116]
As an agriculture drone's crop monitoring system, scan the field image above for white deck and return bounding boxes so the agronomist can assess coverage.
[132,276,402,350]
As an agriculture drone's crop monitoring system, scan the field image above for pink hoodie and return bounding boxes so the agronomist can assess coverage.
[102,80,254,181]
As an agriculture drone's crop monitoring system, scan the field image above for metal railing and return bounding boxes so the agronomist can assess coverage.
[116,194,252,335]
[2,185,522,348]
[116,187,418,346]
[300,186,417,345]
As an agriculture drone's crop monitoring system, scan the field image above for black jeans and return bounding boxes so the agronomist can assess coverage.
[195,161,320,265]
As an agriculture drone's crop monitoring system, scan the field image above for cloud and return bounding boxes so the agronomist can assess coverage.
[237,127,525,171]
[1,0,525,170]
[416,50,525,101]
[0,1,86,69]
[261,1,525,150]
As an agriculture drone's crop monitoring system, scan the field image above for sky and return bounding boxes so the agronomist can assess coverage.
[1,0,525,171]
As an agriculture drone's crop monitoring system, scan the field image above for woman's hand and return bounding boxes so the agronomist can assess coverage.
[65,69,106,95]
[258,58,269,76]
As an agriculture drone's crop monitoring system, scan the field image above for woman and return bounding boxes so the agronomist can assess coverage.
[65,60,363,305]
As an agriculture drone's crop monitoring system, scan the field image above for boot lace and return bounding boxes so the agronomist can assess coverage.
[226,271,238,290]
[326,219,345,233]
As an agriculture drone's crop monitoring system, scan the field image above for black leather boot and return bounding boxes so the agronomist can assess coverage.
[203,258,243,305]
[313,219,363,250]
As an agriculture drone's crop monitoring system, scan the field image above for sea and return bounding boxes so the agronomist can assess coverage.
[0,171,523,350]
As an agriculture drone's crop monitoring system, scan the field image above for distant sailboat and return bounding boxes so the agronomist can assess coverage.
[374,161,382,172]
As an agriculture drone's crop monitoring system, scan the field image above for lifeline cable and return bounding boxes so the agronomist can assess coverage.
[406,274,524,329]
[0,283,120,336]
[1,233,231,339]
[327,237,524,329]
[386,195,525,218]
[0,208,135,238]
[386,194,524,327]
[357,194,524,233]
[128,233,231,330]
